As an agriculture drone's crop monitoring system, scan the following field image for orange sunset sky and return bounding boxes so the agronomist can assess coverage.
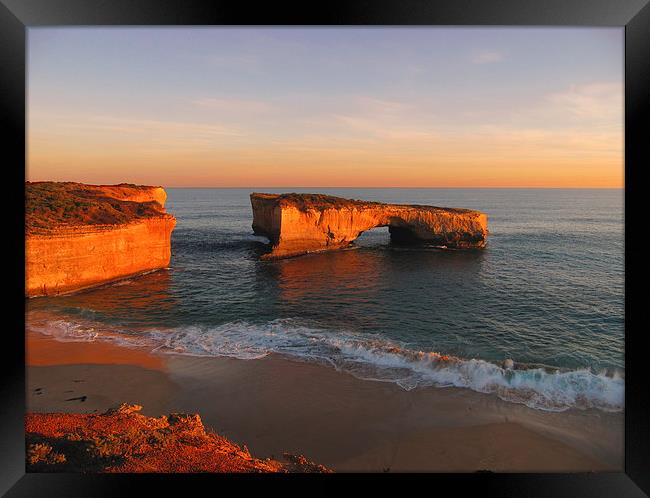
[27,28,623,188]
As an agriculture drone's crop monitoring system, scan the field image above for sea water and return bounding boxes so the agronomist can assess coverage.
[26,188,624,412]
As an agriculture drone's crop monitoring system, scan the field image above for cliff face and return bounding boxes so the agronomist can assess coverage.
[26,183,176,297]
[251,193,488,259]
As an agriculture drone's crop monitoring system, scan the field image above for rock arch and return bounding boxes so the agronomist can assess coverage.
[251,193,488,259]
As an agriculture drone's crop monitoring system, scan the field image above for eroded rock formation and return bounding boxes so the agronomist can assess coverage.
[26,182,176,297]
[26,404,330,473]
[251,193,488,259]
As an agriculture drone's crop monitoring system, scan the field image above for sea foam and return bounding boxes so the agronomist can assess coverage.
[28,315,624,413]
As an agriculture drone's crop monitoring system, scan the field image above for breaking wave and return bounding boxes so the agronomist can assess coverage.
[28,315,624,413]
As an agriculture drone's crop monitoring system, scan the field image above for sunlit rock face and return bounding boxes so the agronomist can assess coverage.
[26,183,176,297]
[250,193,488,259]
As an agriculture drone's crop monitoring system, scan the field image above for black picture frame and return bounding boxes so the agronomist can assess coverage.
[2,0,648,495]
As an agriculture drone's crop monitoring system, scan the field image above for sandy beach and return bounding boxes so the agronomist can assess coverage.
[25,331,623,472]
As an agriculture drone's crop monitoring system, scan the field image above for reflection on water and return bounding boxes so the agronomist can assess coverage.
[28,269,177,328]
[273,249,383,302]
[267,224,486,302]
[261,243,487,334]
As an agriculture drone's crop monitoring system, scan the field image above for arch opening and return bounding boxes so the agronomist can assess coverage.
[353,225,391,248]
[388,225,437,246]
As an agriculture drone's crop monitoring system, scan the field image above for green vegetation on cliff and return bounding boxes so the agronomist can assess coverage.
[26,182,168,234]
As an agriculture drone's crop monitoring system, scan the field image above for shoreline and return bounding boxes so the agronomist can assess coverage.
[26,331,623,472]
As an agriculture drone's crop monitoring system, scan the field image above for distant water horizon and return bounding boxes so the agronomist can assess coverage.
[159,186,624,190]
[27,188,624,413]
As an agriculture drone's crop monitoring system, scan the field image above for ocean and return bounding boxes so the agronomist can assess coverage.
[26,188,625,412]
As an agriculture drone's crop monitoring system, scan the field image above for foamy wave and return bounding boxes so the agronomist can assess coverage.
[27,315,624,413]
[28,317,150,348]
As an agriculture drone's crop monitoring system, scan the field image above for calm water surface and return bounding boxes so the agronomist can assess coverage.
[27,188,624,412]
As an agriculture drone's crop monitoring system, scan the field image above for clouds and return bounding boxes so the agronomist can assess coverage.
[470,50,504,64]
[546,82,622,120]
[189,53,261,73]
[192,97,274,113]
[26,27,623,186]
[354,96,412,114]
[28,113,246,158]
[29,77,622,171]
[83,116,243,137]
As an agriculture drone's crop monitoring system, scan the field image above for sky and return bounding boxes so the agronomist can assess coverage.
[27,27,623,188]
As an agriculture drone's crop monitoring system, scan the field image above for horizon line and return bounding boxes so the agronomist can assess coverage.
[162,185,625,189]
[24,180,625,189]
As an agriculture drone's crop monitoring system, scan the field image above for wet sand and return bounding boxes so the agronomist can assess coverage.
[26,332,623,472]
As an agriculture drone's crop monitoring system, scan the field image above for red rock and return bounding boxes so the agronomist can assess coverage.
[25,182,176,297]
[25,404,331,473]
[251,192,488,259]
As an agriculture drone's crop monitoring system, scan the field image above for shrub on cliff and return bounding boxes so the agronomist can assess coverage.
[26,182,167,234]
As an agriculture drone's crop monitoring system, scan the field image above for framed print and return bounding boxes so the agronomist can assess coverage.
[1,0,648,496]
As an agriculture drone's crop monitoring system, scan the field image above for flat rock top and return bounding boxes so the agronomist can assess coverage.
[26,182,171,235]
[251,192,478,215]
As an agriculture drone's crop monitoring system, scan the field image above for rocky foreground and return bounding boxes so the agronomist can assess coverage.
[26,404,330,473]
[25,182,176,297]
[251,192,488,259]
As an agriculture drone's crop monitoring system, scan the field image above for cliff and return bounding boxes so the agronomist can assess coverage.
[26,182,176,297]
[26,404,330,473]
[251,193,488,259]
